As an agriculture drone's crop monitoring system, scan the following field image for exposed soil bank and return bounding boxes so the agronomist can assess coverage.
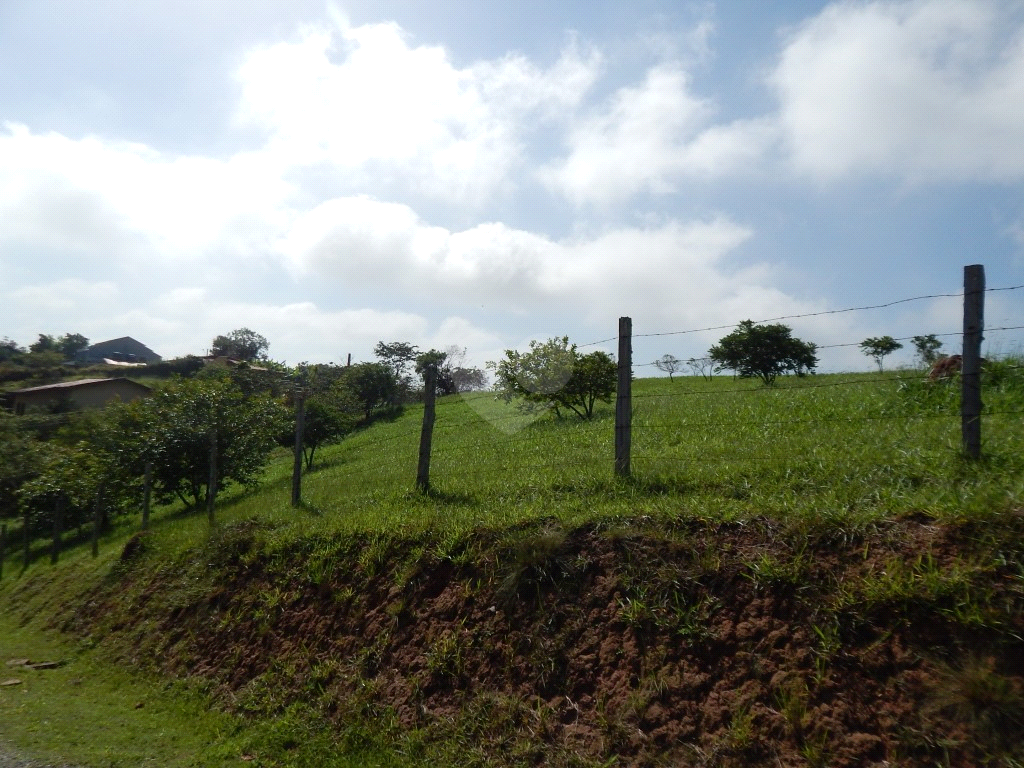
[37,512,1024,767]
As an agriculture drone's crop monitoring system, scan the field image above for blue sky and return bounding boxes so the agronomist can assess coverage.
[2,0,1022,372]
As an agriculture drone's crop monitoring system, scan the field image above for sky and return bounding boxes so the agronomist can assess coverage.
[2,0,1023,374]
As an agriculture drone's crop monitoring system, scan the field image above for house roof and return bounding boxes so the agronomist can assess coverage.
[10,378,150,395]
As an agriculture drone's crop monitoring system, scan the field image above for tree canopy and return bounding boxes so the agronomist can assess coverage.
[490,336,616,419]
[210,328,270,362]
[860,336,903,372]
[709,320,817,385]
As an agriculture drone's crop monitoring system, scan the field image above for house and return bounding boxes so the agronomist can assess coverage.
[7,378,151,415]
[75,337,162,365]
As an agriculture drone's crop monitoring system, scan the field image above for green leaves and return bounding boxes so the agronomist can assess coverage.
[709,320,818,385]
[490,337,616,419]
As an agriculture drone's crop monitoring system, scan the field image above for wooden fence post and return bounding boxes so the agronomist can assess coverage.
[962,264,985,459]
[91,483,105,558]
[142,462,152,531]
[0,524,6,580]
[51,496,64,565]
[207,428,217,524]
[616,317,633,478]
[416,366,438,492]
[292,388,305,507]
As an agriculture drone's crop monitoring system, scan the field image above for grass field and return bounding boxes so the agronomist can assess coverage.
[2,367,1023,767]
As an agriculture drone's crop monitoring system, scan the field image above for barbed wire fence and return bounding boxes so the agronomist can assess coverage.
[409,264,1022,490]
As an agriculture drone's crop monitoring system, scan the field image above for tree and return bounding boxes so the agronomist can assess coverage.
[210,328,269,362]
[686,356,713,381]
[911,334,943,367]
[56,333,89,359]
[298,387,360,470]
[374,341,419,380]
[860,336,903,372]
[709,320,817,385]
[490,337,616,419]
[341,362,400,419]
[653,354,683,381]
[29,334,57,353]
[0,337,25,363]
[110,377,287,508]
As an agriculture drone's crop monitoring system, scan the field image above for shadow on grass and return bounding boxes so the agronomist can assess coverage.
[409,486,481,507]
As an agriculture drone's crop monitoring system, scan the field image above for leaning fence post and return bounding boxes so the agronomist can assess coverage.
[416,365,438,492]
[616,317,633,478]
[962,264,984,459]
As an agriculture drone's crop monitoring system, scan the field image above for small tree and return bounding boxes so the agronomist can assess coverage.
[341,362,400,419]
[686,356,713,381]
[490,337,615,419]
[911,335,943,368]
[860,336,903,372]
[210,328,269,362]
[110,377,286,508]
[653,354,683,381]
[709,321,817,385]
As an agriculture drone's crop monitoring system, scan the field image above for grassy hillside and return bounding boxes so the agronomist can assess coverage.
[2,370,1023,767]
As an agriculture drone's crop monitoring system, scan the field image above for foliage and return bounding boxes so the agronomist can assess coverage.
[294,369,362,470]
[416,346,487,396]
[911,334,944,367]
[490,337,616,419]
[0,337,25,362]
[709,320,818,385]
[210,328,269,362]
[653,354,682,380]
[109,377,287,508]
[56,333,90,359]
[374,341,419,382]
[0,416,43,520]
[860,336,903,371]
[341,362,400,420]
[29,334,57,353]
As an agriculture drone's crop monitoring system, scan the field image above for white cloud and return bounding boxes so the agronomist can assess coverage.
[540,64,777,205]
[0,123,292,264]
[771,0,1024,181]
[236,24,602,203]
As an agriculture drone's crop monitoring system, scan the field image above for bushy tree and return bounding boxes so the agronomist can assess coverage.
[709,320,817,385]
[110,377,287,508]
[416,346,487,395]
[341,362,400,419]
[911,334,943,367]
[292,366,361,469]
[210,328,270,362]
[860,336,903,372]
[56,333,89,359]
[490,337,616,419]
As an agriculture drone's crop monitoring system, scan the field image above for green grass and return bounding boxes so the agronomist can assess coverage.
[1,367,1023,766]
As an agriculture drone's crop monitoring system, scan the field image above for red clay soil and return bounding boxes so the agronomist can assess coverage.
[61,513,1024,767]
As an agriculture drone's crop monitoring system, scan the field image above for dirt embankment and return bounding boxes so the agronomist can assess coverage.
[57,513,1024,767]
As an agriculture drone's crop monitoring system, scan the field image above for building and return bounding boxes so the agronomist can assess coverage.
[75,337,162,365]
[6,378,151,415]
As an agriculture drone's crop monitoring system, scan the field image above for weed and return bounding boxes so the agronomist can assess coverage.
[496,527,573,605]
[774,676,809,743]
[426,628,467,682]
[926,655,1024,750]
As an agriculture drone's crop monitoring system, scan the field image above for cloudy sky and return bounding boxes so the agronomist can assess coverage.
[2,0,1023,373]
